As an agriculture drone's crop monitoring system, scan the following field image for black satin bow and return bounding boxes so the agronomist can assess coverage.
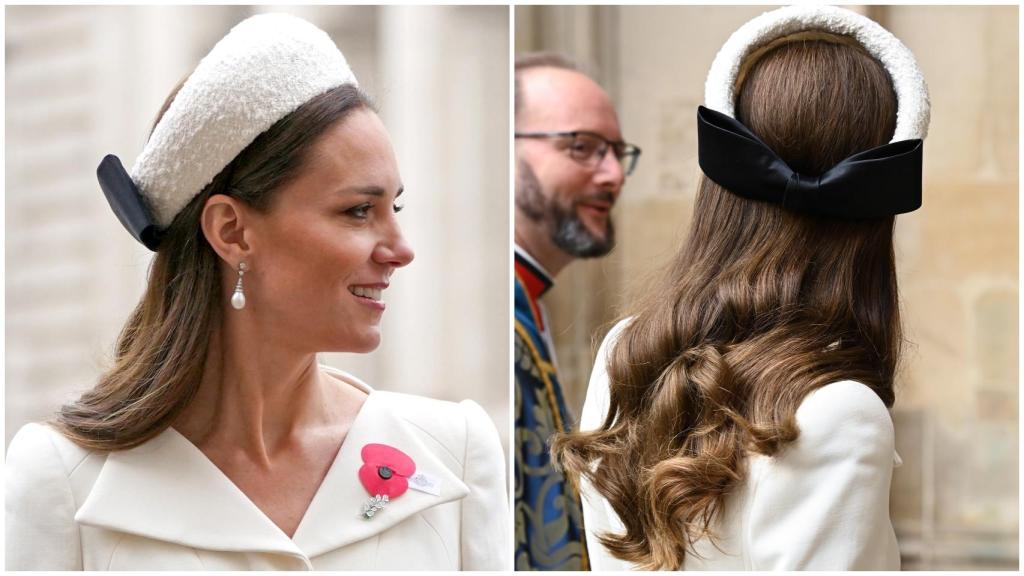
[97,154,163,251]
[697,106,923,219]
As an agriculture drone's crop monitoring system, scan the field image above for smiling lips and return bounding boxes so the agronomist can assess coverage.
[351,286,383,300]
[349,284,387,310]
[577,191,616,218]
[578,200,614,223]
[580,201,611,215]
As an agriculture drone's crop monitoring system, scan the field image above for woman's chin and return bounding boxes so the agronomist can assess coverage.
[331,331,381,354]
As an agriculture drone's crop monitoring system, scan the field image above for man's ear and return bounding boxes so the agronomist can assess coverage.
[201,195,252,265]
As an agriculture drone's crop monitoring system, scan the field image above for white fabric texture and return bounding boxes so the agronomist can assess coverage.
[5,367,510,570]
[579,319,901,570]
[704,4,930,143]
[130,13,358,227]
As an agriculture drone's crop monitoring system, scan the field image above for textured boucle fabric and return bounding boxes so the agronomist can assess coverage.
[131,13,358,227]
[704,5,929,143]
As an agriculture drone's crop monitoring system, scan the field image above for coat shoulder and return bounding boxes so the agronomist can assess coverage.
[375,391,499,472]
[5,423,100,570]
[792,380,895,461]
[7,422,95,479]
[745,380,900,569]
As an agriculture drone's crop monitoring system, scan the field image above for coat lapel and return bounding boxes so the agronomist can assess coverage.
[74,367,470,560]
[291,389,469,558]
[74,426,304,558]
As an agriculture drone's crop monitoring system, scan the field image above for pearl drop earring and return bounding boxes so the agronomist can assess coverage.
[231,262,247,310]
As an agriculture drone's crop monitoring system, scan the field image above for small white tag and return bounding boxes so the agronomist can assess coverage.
[407,471,441,496]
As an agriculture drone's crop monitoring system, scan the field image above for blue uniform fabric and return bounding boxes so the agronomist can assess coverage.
[513,252,588,571]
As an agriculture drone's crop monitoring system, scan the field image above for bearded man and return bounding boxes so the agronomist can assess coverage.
[513,52,640,571]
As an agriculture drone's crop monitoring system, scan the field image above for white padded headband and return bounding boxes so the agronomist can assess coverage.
[130,13,358,227]
[704,5,930,143]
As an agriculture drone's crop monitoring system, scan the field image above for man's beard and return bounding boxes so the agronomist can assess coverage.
[515,160,616,258]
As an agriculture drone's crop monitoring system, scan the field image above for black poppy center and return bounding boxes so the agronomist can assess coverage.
[377,465,394,480]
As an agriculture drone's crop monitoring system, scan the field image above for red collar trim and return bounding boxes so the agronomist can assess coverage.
[515,253,553,301]
[515,252,553,331]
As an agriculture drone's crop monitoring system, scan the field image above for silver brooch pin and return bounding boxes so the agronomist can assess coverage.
[362,494,389,519]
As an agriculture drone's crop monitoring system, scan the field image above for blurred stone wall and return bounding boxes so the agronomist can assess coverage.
[516,4,1018,570]
[6,5,510,454]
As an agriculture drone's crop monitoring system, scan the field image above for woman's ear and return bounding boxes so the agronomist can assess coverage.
[201,195,252,265]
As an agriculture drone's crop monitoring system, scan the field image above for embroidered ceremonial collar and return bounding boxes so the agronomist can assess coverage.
[514,245,553,301]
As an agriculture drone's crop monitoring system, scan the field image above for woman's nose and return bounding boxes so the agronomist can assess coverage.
[374,223,415,268]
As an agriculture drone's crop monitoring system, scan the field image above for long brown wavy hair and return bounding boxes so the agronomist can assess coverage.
[553,36,902,569]
[53,82,371,451]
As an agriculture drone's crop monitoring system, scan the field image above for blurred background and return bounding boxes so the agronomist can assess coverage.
[5,6,509,457]
[517,4,1017,570]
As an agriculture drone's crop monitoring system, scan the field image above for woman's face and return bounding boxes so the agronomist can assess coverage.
[245,109,414,353]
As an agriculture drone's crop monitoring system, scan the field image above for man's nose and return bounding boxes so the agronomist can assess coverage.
[594,149,626,192]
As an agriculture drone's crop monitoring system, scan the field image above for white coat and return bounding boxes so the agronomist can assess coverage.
[579,320,902,570]
[5,367,510,570]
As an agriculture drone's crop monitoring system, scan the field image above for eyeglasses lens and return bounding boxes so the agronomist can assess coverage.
[568,133,639,176]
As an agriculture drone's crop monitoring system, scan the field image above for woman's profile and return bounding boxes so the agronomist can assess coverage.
[5,13,508,570]
[554,5,929,570]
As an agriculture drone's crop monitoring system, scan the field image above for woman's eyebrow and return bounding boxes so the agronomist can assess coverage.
[338,185,404,198]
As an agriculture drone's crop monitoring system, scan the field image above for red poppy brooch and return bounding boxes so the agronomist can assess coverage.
[359,443,415,519]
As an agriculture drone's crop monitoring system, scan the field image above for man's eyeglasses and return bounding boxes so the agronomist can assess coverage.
[515,131,642,176]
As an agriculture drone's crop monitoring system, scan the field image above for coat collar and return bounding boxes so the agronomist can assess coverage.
[74,367,470,560]
[514,245,554,300]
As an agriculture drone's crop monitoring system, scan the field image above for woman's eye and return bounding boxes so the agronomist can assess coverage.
[345,203,373,219]
[393,203,404,214]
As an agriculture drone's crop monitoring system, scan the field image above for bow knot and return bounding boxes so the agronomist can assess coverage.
[783,172,822,211]
[97,155,163,251]
[697,106,923,220]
